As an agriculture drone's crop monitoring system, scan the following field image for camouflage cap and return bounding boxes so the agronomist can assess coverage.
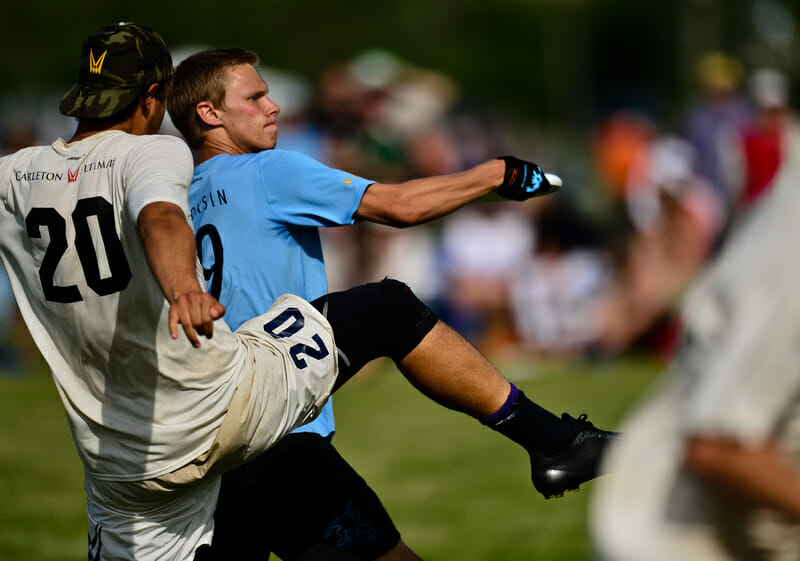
[60,22,174,119]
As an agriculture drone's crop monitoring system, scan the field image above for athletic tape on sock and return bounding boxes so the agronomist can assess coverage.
[480,383,519,426]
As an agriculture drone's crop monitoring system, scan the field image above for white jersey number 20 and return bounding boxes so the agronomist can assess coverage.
[25,196,132,303]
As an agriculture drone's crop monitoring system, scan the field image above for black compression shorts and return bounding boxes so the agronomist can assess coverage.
[195,433,401,561]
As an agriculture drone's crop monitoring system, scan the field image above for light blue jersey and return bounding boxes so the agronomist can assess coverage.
[189,149,373,437]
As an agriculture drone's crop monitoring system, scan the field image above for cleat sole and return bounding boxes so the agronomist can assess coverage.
[544,487,580,500]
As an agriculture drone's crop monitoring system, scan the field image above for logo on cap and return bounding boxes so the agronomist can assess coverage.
[89,49,107,75]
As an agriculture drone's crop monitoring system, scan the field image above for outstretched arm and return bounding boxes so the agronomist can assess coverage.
[356,159,505,227]
[137,201,225,348]
[685,435,800,522]
[356,157,560,227]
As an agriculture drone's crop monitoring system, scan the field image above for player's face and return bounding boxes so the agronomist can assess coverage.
[217,64,281,154]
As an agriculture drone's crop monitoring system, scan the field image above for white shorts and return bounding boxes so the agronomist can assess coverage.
[85,294,338,561]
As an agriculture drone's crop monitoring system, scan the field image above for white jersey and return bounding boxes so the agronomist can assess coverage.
[0,131,244,481]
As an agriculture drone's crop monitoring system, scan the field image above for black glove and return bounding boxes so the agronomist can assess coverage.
[497,156,562,201]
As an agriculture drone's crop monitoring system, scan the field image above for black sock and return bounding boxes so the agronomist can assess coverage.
[480,384,575,456]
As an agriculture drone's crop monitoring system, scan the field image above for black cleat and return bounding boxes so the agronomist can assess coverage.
[530,413,616,499]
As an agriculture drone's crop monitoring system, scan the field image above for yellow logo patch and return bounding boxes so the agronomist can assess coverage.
[89,49,107,75]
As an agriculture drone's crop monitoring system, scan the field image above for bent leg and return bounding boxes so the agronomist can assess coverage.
[313,278,616,499]
[398,320,509,418]
[311,278,437,390]
[312,278,507,418]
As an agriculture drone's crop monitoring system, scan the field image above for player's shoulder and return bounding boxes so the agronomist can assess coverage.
[254,148,316,164]
[0,144,50,176]
[0,144,49,163]
[255,148,332,176]
[121,133,193,168]
[124,132,190,154]
[0,152,15,182]
[0,151,17,171]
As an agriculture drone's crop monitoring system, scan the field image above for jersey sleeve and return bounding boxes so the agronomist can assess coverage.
[258,149,373,226]
[124,136,194,222]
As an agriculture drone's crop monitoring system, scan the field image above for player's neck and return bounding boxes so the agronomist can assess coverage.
[69,119,132,143]
[196,138,246,164]
[69,114,160,142]
[69,101,162,142]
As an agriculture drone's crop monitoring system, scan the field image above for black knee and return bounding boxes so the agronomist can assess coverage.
[368,278,439,360]
[311,279,438,385]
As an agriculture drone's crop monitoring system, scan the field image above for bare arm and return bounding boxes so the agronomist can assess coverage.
[685,435,800,522]
[137,201,225,348]
[355,159,506,227]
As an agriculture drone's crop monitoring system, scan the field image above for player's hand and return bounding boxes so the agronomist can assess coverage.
[168,291,226,348]
[496,156,563,201]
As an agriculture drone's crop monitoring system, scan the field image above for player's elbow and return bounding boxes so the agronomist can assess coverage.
[367,199,429,228]
[386,204,429,227]
[359,184,431,227]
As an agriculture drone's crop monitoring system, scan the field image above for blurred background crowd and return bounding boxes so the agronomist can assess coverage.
[1,0,799,370]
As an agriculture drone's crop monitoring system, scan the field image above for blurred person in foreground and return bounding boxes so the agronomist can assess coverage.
[0,23,616,561]
[593,136,726,358]
[591,142,800,559]
[167,47,613,561]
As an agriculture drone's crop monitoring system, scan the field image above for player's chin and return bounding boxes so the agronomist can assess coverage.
[262,130,278,150]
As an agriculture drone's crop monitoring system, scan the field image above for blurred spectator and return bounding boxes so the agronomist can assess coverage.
[315,51,507,320]
[360,221,442,304]
[592,112,655,200]
[737,67,800,213]
[510,197,613,356]
[684,51,753,215]
[439,203,536,353]
[358,123,460,304]
[592,136,726,358]
[625,136,725,252]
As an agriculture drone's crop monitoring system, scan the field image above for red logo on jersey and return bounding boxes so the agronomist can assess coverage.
[67,168,79,183]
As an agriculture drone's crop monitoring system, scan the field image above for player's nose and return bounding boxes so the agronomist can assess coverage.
[262,96,280,117]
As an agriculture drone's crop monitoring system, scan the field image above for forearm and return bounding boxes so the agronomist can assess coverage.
[356,159,506,226]
[685,436,800,522]
[138,201,224,346]
[137,202,202,303]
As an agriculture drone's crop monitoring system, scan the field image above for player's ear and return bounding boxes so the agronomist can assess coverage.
[140,83,161,117]
[196,101,222,126]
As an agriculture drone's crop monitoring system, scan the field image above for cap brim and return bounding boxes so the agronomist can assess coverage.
[60,83,141,119]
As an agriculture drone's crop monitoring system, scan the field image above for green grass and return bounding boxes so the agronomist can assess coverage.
[0,354,660,560]
[0,363,86,561]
